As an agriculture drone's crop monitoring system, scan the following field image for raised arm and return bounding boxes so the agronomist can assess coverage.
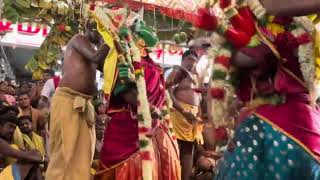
[166,68,185,114]
[0,138,43,163]
[71,35,110,64]
[259,0,320,16]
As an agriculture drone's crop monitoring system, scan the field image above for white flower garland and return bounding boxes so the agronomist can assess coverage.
[292,17,316,91]
[207,31,235,127]
[91,6,153,180]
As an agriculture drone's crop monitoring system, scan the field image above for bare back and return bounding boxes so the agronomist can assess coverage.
[59,35,99,95]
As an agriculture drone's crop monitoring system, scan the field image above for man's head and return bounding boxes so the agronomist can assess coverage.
[5,77,12,84]
[18,116,33,135]
[0,81,8,93]
[0,105,19,117]
[181,50,198,72]
[19,82,30,93]
[18,92,30,108]
[43,69,55,82]
[85,20,101,45]
[188,37,211,58]
[0,113,18,142]
[7,84,16,96]
[36,80,45,88]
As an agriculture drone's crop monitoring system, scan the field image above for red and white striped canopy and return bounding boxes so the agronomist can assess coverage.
[103,0,206,23]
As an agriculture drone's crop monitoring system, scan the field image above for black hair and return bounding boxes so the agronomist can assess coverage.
[18,115,32,125]
[119,82,138,96]
[95,101,105,114]
[85,20,97,31]
[17,91,29,98]
[0,105,19,116]
[201,43,211,49]
[182,50,198,61]
[43,69,55,77]
[0,113,18,126]
[110,81,138,106]
[19,82,29,88]
[9,84,15,88]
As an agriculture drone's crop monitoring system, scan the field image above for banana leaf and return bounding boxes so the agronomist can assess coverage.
[14,0,31,8]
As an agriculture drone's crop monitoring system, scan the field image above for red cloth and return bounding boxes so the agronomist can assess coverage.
[256,93,320,158]
[255,39,320,158]
[53,76,60,89]
[237,28,320,158]
[141,57,166,108]
[101,57,166,167]
[100,110,139,167]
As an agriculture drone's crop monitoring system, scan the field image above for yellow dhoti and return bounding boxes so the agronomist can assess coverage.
[170,101,203,144]
[46,87,96,180]
[0,164,20,180]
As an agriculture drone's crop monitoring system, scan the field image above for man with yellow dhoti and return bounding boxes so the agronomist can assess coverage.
[45,21,110,180]
[167,50,204,180]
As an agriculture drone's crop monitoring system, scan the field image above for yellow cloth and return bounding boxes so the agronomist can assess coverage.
[170,101,204,144]
[96,20,118,97]
[22,132,46,156]
[46,87,96,180]
[13,128,25,150]
[4,144,19,166]
[0,164,15,180]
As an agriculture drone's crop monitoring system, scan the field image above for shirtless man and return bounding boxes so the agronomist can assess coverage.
[0,108,46,180]
[167,50,204,180]
[46,21,110,180]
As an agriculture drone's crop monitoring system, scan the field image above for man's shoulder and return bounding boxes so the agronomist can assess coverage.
[70,34,89,44]
[31,107,41,115]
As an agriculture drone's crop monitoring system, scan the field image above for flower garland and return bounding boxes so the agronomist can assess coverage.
[204,0,320,127]
[206,3,260,127]
[207,33,235,127]
[247,0,318,93]
[90,6,153,179]
[130,39,154,180]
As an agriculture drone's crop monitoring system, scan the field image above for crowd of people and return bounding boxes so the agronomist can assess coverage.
[0,31,217,180]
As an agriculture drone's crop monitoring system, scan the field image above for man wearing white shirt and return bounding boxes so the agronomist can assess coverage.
[189,37,211,84]
[40,74,60,108]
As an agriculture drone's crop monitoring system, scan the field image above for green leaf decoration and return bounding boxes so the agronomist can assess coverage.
[212,70,227,80]
[137,114,144,122]
[247,35,261,48]
[139,139,149,148]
